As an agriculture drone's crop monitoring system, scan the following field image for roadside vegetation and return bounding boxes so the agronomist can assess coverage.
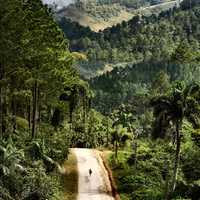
[62,151,78,200]
[0,0,87,199]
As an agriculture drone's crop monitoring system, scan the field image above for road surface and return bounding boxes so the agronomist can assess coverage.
[73,148,115,200]
[140,0,183,12]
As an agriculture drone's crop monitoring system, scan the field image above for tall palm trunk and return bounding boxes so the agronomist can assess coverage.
[134,139,138,170]
[167,121,181,199]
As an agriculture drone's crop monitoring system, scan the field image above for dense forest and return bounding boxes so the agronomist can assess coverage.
[58,0,199,77]
[0,0,92,199]
[88,1,200,199]
[1,0,200,200]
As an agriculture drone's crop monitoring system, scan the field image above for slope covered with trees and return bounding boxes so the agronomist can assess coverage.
[58,0,199,77]
[83,1,200,199]
[0,0,93,199]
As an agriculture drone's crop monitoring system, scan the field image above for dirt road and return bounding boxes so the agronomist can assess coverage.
[73,148,115,200]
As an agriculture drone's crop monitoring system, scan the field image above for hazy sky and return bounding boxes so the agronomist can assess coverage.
[42,0,74,9]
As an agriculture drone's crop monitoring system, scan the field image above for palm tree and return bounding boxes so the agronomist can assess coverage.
[150,82,200,199]
[112,124,130,159]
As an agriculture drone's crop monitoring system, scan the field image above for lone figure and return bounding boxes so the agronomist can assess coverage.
[89,168,92,176]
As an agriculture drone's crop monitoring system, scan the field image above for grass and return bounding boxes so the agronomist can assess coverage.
[62,150,78,200]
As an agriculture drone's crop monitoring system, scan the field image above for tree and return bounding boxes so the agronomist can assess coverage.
[150,81,200,199]
[151,71,170,95]
[111,105,134,159]
[112,124,128,159]
[0,0,81,139]
[171,41,200,64]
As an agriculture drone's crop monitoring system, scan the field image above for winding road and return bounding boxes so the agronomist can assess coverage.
[73,148,115,200]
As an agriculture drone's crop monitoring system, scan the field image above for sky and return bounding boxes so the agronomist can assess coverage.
[42,0,74,9]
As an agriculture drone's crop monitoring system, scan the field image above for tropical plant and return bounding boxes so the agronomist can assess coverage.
[150,81,200,199]
[112,124,130,159]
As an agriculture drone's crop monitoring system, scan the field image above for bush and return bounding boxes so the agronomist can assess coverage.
[16,117,29,130]
[0,122,71,200]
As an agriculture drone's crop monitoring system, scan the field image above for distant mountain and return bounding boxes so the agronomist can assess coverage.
[55,0,181,32]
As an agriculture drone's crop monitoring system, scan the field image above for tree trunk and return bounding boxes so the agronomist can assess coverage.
[164,160,170,200]
[37,86,40,130]
[12,95,16,133]
[106,117,109,147]
[0,86,2,137]
[168,121,181,199]
[134,131,138,170]
[164,177,170,200]
[32,80,38,139]
[4,87,8,134]
[134,140,138,170]
[82,95,87,134]
[0,63,4,137]
[27,98,31,130]
[115,139,118,159]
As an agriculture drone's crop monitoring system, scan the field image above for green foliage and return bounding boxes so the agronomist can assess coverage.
[69,109,113,148]
[0,0,87,199]
[16,117,29,130]
[150,82,200,138]
[108,140,172,200]
[108,137,200,200]
[0,123,71,200]
[191,129,200,147]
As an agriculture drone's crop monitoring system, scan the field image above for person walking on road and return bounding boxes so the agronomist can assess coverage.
[89,168,92,176]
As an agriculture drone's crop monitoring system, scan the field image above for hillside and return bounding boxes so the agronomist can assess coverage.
[58,0,199,78]
[90,61,200,113]
[88,0,200,112]
[56,0,181,32]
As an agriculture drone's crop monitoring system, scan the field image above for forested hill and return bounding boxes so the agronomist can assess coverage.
[58,0,200,78]
[56,0,180,32]
[89,60,200,113]
[87,0,200,113]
